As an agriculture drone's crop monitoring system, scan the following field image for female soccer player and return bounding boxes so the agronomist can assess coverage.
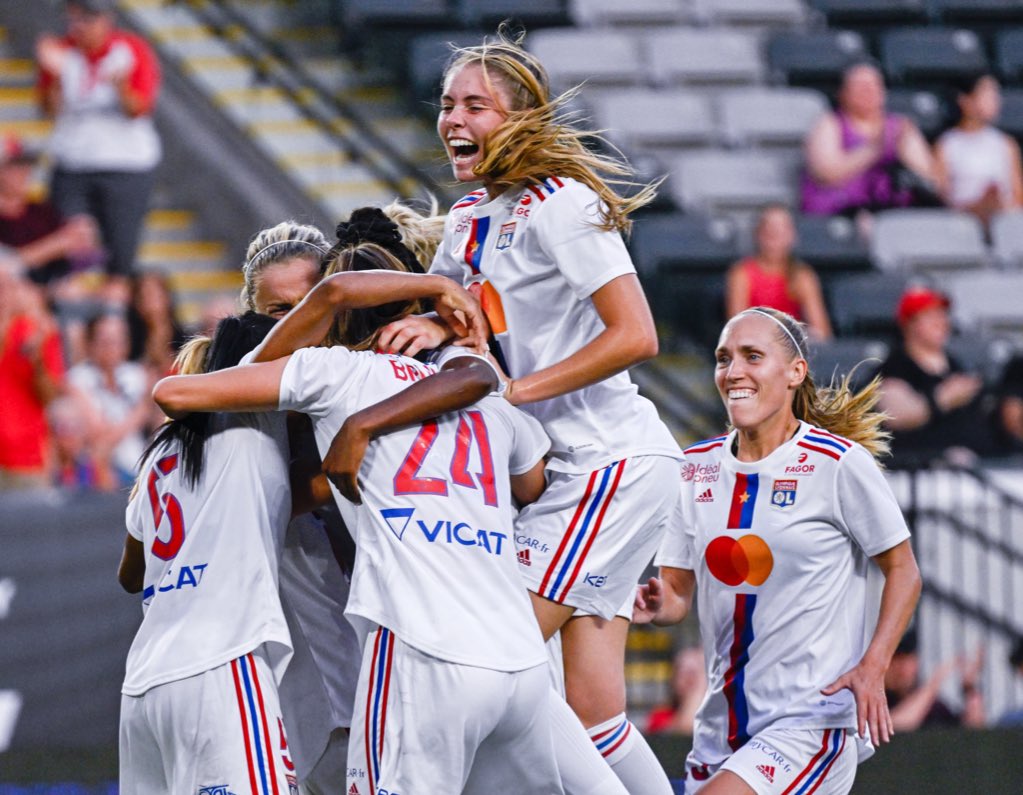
[152,252,564,794]
[634,307,922,794]
[117,311,298,795]
[376,32,683,792]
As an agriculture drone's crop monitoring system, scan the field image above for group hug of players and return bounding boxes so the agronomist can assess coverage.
[116,32,922,795]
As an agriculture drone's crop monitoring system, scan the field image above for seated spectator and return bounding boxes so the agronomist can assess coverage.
[996,353,1023,453]
[48,395,102,489]
[998,637,1023,727]
[0,266,65,489]
[645,646,706,736]
[36,0,161,284]
[877,286,996,464]
[885,629,985,731]
[67,312,151,488]
[126,270,185,372]
[935,74,1023,226]
[724,204,832,340]
[802,62,938,217]
[0,134,102,284]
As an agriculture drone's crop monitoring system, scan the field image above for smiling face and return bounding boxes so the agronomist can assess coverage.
[251,256,320,319]
[715,313,807,433]
[438,63,513,186]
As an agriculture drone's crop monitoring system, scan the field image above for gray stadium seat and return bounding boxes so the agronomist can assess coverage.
[990,211,1023,269]
[589,90,715,153]
[929,0,1023,26]
[995,29,1023,85]
[809,0,929,27]
[718,88,828,148]
[647,29,763,87]
[826,272,908,338]
[569,0,692,27]
[871,209,989,273]
[767,31,867,92]
[998,88,1023,139]
[945,333,1014,386]
[527,29,644,88]
[793,214,872,273]
[807,337,888,384]
[629,212,742,275]
[695,0,805,26]
[457,0,568,28]
[668,152,795,214]
[880,28,988,85]
[341,0,451,29]
[945,272,1023,340]
[886,89,948,141]
[408,31,481,104]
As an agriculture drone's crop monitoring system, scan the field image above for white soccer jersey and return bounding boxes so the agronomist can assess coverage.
[123,411,292,696]
[431,177,681,474]
[278,346,550,672]
[656,422,910,766]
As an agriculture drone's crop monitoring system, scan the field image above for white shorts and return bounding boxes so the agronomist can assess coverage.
[120,648,298,795]
[685,728,856,795]
[516,455,682,619]
[347,627,563,795]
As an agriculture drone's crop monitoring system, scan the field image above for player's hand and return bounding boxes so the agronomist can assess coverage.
[632,577,665,625]
[821,660,893,745]
[377,315,453,357]
[435,281,488,353]
[322,417,371,504]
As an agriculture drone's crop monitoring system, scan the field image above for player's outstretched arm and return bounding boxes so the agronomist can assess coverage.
[821,539,921,745]
[322,357,499,503]
[152,357,290,419]
[252,271,486,363]
[633,568,696,627]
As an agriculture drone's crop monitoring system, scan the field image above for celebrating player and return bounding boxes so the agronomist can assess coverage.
[152,248,565,793]
[117,312,298,795]
[371,31,682,793]
[634,307,922,794]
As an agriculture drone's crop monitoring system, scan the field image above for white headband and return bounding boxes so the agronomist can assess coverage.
[244,239,329,272]
[742,309,805,358]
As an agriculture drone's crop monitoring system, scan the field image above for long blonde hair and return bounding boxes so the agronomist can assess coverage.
[737,307,890,460]
[241,220,330,311]
[443,29,657,234]
[381,197,445,269]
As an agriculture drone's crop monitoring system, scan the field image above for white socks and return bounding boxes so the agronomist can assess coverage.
[549,692,629,795]
[587,712,674,795]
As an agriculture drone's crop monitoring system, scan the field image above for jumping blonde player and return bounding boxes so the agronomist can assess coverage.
[634,307,922,794]
[373,31,682,793]
[152,249,564,794]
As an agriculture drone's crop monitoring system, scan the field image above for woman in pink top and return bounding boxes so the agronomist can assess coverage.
[725,205,832,340]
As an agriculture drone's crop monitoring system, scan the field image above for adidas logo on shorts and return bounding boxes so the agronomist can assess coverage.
[695,488,714,503]
[348,784,360,795]
[517,548,531,566]
[756,764,775,783]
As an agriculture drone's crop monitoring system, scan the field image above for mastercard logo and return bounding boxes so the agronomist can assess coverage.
[705,534,774,586]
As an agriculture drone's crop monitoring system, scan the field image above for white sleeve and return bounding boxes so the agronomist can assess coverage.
[278,347,356,417]
[834,445,911,557]
[504,405,551,475]
[429,214,469,285]
[125,489,145,541]
[654,462,697,570]
[533,182,636,300]
[430,346,503,389]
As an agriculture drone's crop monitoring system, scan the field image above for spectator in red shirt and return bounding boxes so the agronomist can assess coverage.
[0,266,65,489]
[36,0,161,284]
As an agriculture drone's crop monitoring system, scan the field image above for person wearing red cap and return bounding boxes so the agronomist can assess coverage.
[877,286,995,463]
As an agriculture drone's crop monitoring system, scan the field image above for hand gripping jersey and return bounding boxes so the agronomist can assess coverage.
[122,411,292,696]
[656,422,910,766]
[431,177,680,474]
[278,346,550,672]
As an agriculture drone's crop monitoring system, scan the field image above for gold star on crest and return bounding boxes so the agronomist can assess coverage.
[739,491,750,503]
[469,241,479,254]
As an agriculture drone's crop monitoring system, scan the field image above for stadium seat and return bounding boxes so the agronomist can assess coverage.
[945,333,1014,386]
[997,88,1023,140]
[408,31,481,103]
[629,212,743,275]
[990,211,1023,269]
[793,214,872,273]
[589,90,716,153]
[807,337,887,384]
[886,89,948,140]
[928,0,1023,27]
[871,209,989,273]
[647,29,763,87]
[668,152,795,214]
[340,0,451,29]
[879,28,988,85]
[826,272,908,338]
[695,0,806,27]
[718,88,828,148]
[808,0,929,28]
[569,0,693,27]
[767,30,868,92]
[945,272,1023,339]
[995,29,1023,85]
[456,0,569,29]
[527,29,644,87]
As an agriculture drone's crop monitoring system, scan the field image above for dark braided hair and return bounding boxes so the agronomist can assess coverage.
[331,207,425,275]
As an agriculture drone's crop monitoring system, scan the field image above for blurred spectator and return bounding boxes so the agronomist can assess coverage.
[996,353,1023,453]
[48,395,102,489]
[127,270,185,372]
[0,134,102,284]
[36,0,161,284]
[935,74,1023,226]
[997,637,1023,727]
[645,647,706,735]
[802,62,938,217]
[877,286,995,464]
[0,267,65,489]
[885,629,985,731]
[724,204,832,340]
[67,312,151,488]
[198,294,238,337]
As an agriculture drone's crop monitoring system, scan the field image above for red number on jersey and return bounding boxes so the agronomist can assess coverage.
[393,412,499,507]
[147,454,187,560]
